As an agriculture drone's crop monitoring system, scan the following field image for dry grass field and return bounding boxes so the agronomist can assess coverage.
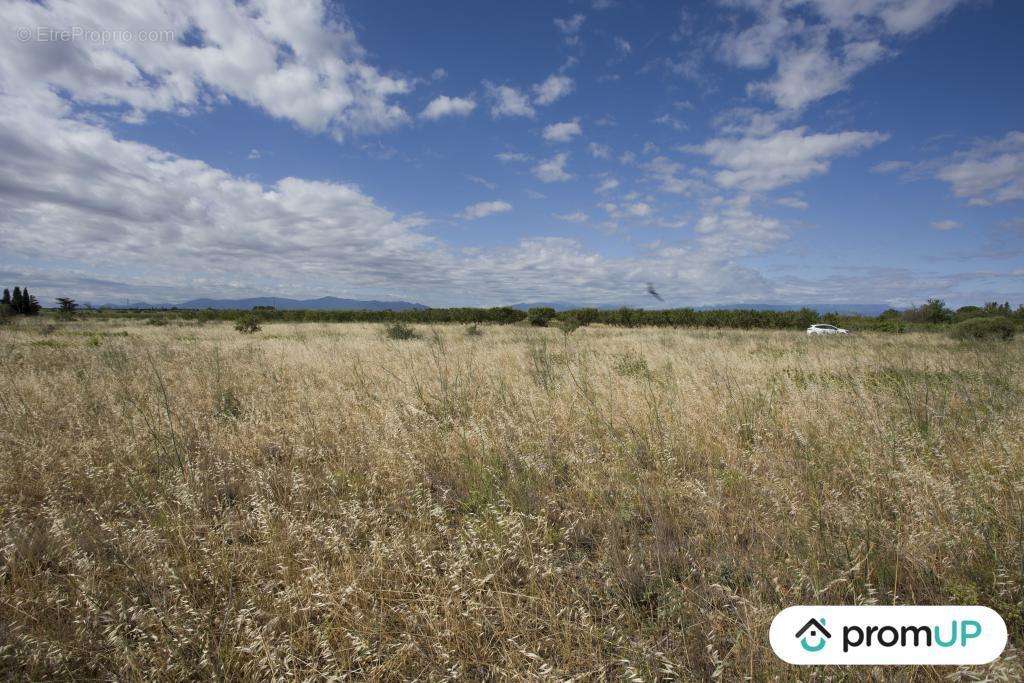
[1,318,1022,680]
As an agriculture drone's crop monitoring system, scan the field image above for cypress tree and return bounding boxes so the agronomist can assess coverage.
[2,288,9,305]
[12,286,22,314]
[25,289,40,315]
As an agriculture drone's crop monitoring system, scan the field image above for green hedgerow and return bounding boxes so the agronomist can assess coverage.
[950,316,1015,341]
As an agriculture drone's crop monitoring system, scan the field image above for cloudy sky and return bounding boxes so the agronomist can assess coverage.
[1,0,1022,307]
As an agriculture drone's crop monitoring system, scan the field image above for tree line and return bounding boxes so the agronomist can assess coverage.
[1,286,41,316]
[5,285,1022,332]
[79,299,1024,332]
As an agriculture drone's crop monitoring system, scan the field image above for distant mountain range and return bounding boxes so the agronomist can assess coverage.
[99,296,428,311]
[96,297,893,316]
[511,302,894,316]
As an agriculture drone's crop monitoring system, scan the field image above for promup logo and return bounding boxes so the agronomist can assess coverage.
[795,618,830,652]
[770,606,1006,665]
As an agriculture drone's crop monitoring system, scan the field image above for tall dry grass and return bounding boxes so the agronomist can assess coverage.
[1,318,1021,680]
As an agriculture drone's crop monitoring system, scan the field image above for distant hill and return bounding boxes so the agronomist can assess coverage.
[510,302,893,315]
[100,296,428,311]
[95,297,891,316]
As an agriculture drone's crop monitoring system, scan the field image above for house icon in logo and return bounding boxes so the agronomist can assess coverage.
[795,618,831,652]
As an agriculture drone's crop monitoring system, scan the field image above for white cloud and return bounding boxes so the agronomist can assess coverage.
[749,37,889,110]
[533,74,575,105]
[872,160,913,174]
[483,82,535,118]
[0,92,439,297]
[935,131,1024,205]
[645,157,704,196]
[693,127,889,191]
[459,200,512,220]
[466,175,496,190]
[777,196,809,209]
[543,119,582,143]
[554,14,586,35]
[595,177,620,193]
[615,37,632,55]
[248,149,261,160]
[533,153,572,182]
[554,211,589,223]
[627,202,652,217]
[694,195,788,258]
[654,114,687,131]
[420,95,476,121]
[1,0,412,140]
[589,143,612,159]
[931,219,960,231]
[719,0,967,110]
[2,0,1001,309]
[496,152,530,163]
[431,68,448,81]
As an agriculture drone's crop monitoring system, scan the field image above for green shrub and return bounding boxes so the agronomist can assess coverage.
[950,316,1015,341]
[146,317,167,326]
[556,315,584,335]
[526,307,556,327]
[465,323,483,337]
[235,315,262,334]
[385,322,420,340]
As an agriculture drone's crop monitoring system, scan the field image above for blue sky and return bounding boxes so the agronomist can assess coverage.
[1,0,1022,307]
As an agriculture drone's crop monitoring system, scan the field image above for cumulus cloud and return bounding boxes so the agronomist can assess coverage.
[483,82,535,118]
[615,37,632,55]
[931,219,960,230]
[554,211,589,223]
[420,95,476,120]
[935,131,1024,205]
[2,0,996,309]
[533,74,575,105]
[776,196,809,209]
[466,175,496,190]
[654,114,687,131]
[595,177,620,193]
[0,93,439,298]
[543,120,582,143]
[720,0,968,109]
[868,132,1023,206]
[693,127,889,191]
[459,201,512,220]
[693,195,788,258]
[496,152,530,163]
[589,143,612,159]
[645,157,704,196]
[533,153,573,182]
[554,14,586,35]
[2,0,412,139]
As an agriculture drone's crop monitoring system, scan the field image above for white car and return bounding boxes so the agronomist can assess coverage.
[807,323,849,335]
